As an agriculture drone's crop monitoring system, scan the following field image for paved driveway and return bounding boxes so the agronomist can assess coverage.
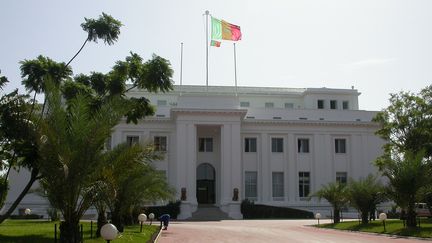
[158,219,425,243]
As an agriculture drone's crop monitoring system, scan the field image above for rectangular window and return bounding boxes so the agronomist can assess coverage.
[240,101,250,107]
[342,101,349,110]
[157,100,167,106]
[126,136,139,147]
[336,172,347,185]
[245,138,257,152]
[335,139,346,153]
[199,138,213,152]
[245,171,258,200]
[265,102,274,108]
[284,103,294,109]
[271,138,284,153]
[299,172,310,198]
[317,100,324,109]
[330,100,337,109]
[272,172,284,200]
[154,136,167,152]
[297,138,310,153]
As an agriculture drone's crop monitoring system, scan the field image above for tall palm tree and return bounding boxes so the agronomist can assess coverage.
[66,13,122,67]
[312,182,348,223]
[38,83,124,243]
[346,175,386,224]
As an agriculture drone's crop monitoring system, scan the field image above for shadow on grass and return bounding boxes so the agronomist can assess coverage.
[0,234,53,243]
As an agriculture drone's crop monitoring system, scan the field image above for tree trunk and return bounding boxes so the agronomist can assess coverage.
[111,211,124,233]
[0,168,39,223]
[96,209,107,237]
[361,211,369,225]
[406,204,417,228]
[60,219,81,243]
[333,208,341,224]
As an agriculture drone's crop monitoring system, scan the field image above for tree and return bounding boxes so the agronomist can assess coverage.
[312,182,348,223]
[373,85,432,158]
[97,143,173,232]
[346,175,386,224]
[38,84,125,242]
[376,152,431,227]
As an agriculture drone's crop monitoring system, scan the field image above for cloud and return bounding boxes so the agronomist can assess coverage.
[340,58,397,70]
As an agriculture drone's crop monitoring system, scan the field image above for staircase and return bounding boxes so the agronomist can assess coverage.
[188,205,231,221]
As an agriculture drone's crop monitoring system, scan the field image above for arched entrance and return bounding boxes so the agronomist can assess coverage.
[196,163,215,204]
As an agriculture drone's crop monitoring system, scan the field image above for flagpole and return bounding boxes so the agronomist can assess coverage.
[233,43,238,96]
[180,42,183,96]
[205,10,209,92]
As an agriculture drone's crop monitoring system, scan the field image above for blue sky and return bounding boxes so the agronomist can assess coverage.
[1,0,431,110]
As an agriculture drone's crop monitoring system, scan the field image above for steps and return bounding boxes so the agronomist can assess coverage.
[188,205,231,221]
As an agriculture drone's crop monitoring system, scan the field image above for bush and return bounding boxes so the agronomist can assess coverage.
[10,214,43,219]
[47,208,60,221]
[241,199,314,219]
[142,200,181,220]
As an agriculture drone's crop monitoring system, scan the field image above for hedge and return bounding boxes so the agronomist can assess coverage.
[142,200,181,220]
[241,199,314,219]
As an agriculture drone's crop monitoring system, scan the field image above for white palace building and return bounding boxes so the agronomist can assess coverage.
[4,84,384,219]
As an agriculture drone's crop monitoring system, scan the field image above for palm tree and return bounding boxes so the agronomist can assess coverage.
[312,182,348,223]
[66,13,122,67]
[96,143,173,232]
[377,151,432,228]
[346,175,386,224]
[38,83,125,243]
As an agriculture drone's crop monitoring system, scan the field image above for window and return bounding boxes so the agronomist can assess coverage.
[265,102,274,108]
[299,172,310,198]
[330,100,337,109]
[336,172,347,185]
[317,100,324,109]
[240,101,250,107]
[245,171,258,200]
[342,101,349,110]
[199,138,213,152]
[154,136,167,152]
[284,103,294,109]
[272,172,284,200]
[335,139,346,153]
[157,100,167,106]
[297,138,310,153]
[245,138,257,152]
[126,136,139,146]
[271,138,283,153]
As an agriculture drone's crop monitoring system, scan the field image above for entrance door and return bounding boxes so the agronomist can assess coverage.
[196,163,215,204]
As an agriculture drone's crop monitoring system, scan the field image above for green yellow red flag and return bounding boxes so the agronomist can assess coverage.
[211,17,241,41]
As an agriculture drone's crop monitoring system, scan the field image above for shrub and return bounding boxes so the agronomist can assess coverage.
[10,214,43,219]
[241,199,314,219]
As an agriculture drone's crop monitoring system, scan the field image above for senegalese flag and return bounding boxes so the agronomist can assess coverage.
[210,40,221,47]
[211,17,242,41]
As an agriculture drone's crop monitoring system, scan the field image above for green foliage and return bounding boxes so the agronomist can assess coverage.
[0,70,8,90]
[20,55,72,94]
[346,175,386,224]
[312,182,348,223]
[81,12,122,45]
[373,85,432,158]
[0,174,8,209]
[142,201,181,220]
[240,199,314,219]
[377,151,432,227]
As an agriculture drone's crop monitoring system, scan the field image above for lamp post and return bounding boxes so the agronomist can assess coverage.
[24,208,31,215]
[101,223,118,243]
[315,213,321,226]
[379,213,387,232]
[138,214,147,233]
[149,213,155,225]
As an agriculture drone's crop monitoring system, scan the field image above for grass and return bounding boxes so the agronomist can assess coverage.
[318,218,432,238]
[0,219,159,243]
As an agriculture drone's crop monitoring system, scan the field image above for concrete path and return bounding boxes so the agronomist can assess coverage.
[158,219,425,243]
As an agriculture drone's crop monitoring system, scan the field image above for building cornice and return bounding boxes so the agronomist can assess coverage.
[242,119,380,127]
[171,108,248,118]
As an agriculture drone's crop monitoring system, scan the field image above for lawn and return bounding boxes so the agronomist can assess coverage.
[319,218,432,238]
[0,219,159,243]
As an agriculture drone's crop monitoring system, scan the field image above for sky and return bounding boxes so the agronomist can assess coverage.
[0,0,431,111]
